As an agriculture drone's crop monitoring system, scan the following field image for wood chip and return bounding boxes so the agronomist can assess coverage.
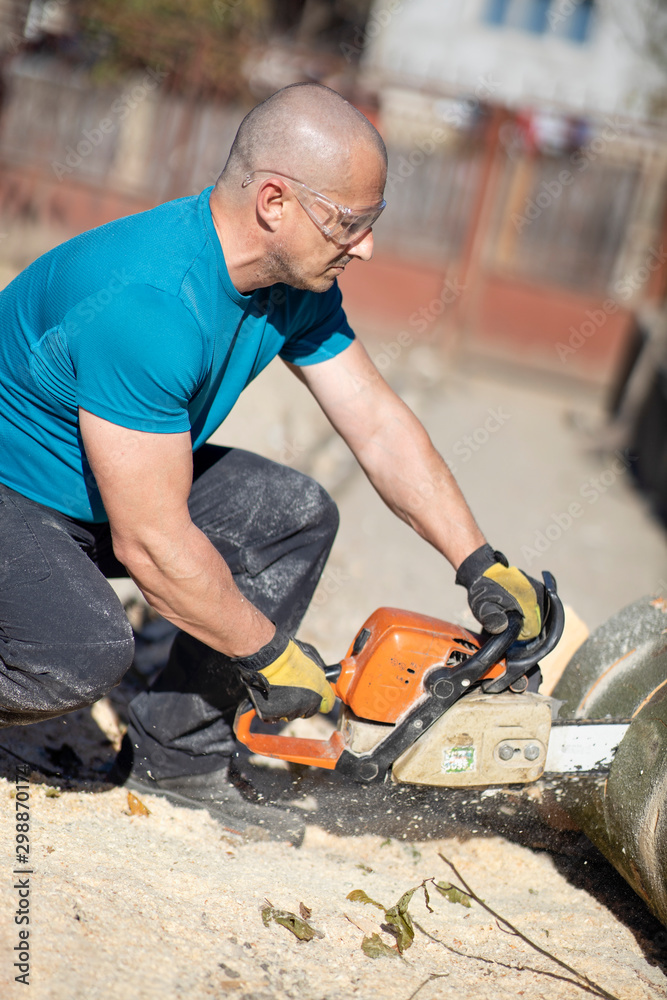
[127,791,150,816]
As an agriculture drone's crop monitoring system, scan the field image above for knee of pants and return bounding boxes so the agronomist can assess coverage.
[296,476,340,543]
[0,634,135,720]
[63,636,136,708]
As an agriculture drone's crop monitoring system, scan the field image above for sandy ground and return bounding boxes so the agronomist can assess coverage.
[1,744,667,1000]
[1,334,667,998]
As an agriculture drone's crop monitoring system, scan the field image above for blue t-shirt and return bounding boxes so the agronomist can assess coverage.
[0,187,354,522]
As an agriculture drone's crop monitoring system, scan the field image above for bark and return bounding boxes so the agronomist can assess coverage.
[544,596,667,927]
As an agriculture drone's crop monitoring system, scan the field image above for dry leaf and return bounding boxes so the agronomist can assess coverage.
[346,889,385,911]
[299,902,312,919]
[127,791,150,816]
[383,888,416,953]
[435,881,471,907]
[260,905,323,941]
[348,886,418,954]
[361,933,398,959]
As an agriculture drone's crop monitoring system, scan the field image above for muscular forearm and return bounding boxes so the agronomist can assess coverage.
[353,401,485,570]
[114,522,275,657]
[77,412,275,657]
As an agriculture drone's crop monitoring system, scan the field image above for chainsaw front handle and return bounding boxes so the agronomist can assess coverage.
[482,572,564,692]
[507,571,564,667]
[466,609,523,670]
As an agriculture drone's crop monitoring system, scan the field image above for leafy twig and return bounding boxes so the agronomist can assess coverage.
[346,879,435,955]
[414,920,609,998]
[438,853,622,1000]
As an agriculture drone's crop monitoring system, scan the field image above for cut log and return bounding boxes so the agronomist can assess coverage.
[543,596,667,928]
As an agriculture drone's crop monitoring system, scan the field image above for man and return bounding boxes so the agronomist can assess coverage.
[0,83,541,843]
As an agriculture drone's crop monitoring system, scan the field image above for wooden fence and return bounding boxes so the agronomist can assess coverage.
[1,53,666,385]
[0,54,243,227]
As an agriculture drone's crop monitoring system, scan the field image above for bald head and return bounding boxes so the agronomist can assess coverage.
[216,83,386,196]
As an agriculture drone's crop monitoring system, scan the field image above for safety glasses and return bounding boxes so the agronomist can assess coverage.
[242,170,386,245]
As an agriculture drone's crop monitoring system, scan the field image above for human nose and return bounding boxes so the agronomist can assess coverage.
[347,229,374,261]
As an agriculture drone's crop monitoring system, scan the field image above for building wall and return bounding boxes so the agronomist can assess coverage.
[363,0,666,121]
[342,0,667,386]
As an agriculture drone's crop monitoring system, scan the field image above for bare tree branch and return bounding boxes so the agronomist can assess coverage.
[437,853,623,1000]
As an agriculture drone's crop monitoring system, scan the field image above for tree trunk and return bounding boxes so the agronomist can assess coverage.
[544,596,667,927]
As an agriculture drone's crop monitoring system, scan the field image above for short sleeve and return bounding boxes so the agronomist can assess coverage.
[278,282,355,366]
[67,283,204,432]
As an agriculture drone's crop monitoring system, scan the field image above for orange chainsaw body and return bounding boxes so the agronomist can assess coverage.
[234,607,505,768]
[333,607,503,721]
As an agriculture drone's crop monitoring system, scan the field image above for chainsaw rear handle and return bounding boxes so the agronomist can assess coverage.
[233,700,347,768]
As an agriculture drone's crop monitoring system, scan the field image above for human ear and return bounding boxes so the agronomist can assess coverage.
[255,179,286,233]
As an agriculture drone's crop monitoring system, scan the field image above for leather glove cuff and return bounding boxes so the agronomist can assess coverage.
[231,626,289,672]
[455,543,509,588]
[232,630,333,722]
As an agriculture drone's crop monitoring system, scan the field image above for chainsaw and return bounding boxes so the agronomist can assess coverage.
[234,574,630,788]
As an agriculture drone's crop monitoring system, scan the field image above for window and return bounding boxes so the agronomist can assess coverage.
[485,0,512,26]
[484,0,595,44]
[552,0,594,44]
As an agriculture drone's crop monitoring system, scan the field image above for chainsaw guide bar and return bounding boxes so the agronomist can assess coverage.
[545,721,631,773]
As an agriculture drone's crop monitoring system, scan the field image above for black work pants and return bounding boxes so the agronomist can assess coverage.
[0,446,339,777]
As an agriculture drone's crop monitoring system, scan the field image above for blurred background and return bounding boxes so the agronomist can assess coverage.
[1,0,667,651]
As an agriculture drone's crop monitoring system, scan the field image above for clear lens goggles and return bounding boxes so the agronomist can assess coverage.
[242,170,386,245]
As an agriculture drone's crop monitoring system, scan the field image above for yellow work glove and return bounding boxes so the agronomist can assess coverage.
[455,544,544,640]
[234,629,335,723]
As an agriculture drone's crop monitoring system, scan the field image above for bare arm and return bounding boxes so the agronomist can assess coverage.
[78,408,275,656]
[286,339,485,570]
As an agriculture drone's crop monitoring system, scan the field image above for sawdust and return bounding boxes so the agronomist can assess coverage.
[0,747,666,1000]
[1,353,667,998]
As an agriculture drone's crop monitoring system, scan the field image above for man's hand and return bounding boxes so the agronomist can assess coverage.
[455,543,544,640]
[234,629,335,723]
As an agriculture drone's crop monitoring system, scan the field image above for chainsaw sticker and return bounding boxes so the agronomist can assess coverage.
[441,745,476,773]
